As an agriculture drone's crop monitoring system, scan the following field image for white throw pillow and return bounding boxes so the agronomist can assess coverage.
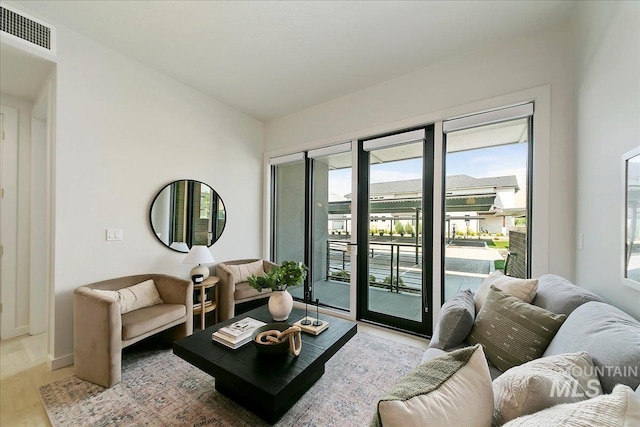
[502,384,640,427]
[93,279,163,314]
[474,271,538,312]
[492,352,603,425]
[372,344,493,427]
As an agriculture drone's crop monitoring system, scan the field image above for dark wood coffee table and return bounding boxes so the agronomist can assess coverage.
[173,305,357,424]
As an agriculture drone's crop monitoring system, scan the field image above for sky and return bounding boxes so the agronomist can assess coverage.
[328,142,528,199]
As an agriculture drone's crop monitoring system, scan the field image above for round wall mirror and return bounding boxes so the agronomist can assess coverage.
[149,180,226,253]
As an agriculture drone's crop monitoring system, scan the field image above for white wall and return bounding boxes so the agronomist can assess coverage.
[0,95,33,338]
[266,25,575,277]
[574,1,640,319]
[51,25,264,364]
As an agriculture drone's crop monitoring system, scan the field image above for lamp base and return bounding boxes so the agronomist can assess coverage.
[190,264,210,280]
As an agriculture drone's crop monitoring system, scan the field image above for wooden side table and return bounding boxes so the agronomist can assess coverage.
[193,276,219,330]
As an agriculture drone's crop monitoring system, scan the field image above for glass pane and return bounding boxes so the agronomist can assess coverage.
[273,160,306,301]
[313,152,352,310]
[625,153,640,282]
[444,118,530,301]
[366,141,423,321]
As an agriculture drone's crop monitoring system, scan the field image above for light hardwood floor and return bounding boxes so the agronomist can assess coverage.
[1,333,73,426]
[0,325,428,426]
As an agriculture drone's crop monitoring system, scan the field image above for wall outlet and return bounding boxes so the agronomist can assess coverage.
[106,228,123,241]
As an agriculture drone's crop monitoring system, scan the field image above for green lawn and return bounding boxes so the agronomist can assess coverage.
[483,239,510,249]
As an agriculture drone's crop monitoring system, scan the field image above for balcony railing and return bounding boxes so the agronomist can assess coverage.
[325,239,422,294]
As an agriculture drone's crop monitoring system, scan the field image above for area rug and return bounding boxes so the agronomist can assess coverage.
[39,332,424,426]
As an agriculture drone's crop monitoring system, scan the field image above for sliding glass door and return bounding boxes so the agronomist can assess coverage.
[269,103,534,336]
[308,144,353,310]
[271,147,353,311]
[357,127,434,334]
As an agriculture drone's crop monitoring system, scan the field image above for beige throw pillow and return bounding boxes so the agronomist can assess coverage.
[502,384,640,427]
[94,279,163,314]
[468,286,566,372]
[227,260,265,283]
[474,271,538,312]
[492,352,603,426]
[371,345,493,427]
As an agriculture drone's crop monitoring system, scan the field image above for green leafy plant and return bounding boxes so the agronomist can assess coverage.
[332,270,350,282]
[383,276,404,286]
[248,260,308,292]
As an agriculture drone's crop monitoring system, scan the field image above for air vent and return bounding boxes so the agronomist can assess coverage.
[1,5,55,53]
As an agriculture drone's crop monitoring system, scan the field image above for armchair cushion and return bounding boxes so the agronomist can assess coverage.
[121,303,186,340]
[93,279,163,314]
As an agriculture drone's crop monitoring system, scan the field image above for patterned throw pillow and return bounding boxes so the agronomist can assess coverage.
[474,271,538,312]
[502,384,640,427]
[468,286,566,372]
[492,352,603,426]
[371,345,493,427]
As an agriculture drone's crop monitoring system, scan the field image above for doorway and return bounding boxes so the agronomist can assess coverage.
[0,105,20,339]
[357,127,434,335]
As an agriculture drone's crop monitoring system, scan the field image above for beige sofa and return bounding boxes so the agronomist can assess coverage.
[216,259,277,321]
[73,274,193,387]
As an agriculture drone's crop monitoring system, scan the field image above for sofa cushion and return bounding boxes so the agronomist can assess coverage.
[543,301,640,394]
[432,289,475,350]
[121,303,186,340]
[502,384,640,427]
[226,260,265,283]
[533,274,604,315]
[492,352,603,426]
[93,279,163,314]
[474,271,538,313]
[468,286,566,372]
[372,344,493,427]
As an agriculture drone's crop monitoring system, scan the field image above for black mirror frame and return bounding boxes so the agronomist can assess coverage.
[149,179,227,253]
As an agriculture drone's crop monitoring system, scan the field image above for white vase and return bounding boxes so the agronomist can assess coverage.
[268,290,293,321]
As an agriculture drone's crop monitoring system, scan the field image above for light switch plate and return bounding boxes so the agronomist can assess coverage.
[106,228,123,241]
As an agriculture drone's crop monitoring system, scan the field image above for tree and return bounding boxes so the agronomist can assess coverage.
[404,223,415,236]
[394,222,405,236]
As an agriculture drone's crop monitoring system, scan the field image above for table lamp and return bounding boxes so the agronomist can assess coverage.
[183,245,215,280]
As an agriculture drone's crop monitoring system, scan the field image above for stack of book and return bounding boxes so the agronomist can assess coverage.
[212,317,266,349]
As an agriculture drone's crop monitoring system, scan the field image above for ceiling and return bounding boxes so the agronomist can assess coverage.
[4,1,575,121]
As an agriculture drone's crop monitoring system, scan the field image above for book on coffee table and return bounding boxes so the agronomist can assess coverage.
[212,332,253,349]
[212,317,266,349]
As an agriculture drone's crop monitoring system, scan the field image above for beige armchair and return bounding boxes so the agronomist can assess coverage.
[73,274,193,388]
[216,259,277,321]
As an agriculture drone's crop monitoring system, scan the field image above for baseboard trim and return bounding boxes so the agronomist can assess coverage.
[48,352,73,370]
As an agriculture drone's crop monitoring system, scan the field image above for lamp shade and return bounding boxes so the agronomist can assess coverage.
[183,245,215,280]
[183,245,215,265]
